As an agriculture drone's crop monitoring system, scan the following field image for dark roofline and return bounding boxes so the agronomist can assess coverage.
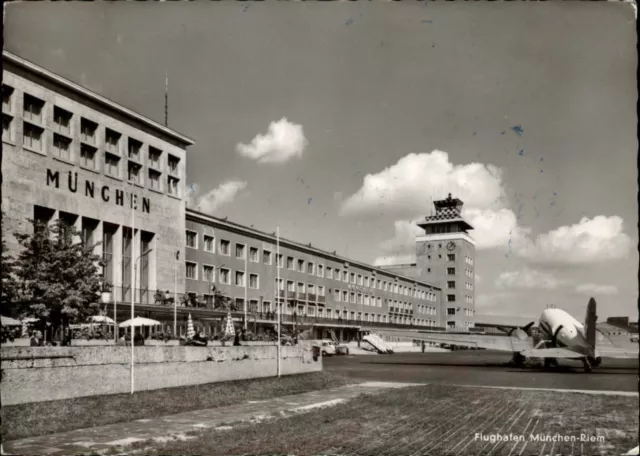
[186,208,442,291]
[3,50,195,147]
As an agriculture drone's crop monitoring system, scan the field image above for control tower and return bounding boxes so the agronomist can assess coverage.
[416,194,476,330]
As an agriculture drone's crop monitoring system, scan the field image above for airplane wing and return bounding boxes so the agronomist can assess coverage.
[596,334,639,359]
[520,347,584,359]
[375,330,533,352]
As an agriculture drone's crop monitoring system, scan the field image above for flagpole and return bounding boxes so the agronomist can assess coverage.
[276,226,281,378]
[174,250,179,336]
[130,186,135,394]
[244,246,248,331]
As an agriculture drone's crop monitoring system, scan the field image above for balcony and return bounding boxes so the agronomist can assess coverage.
[297,292,306,301]
[317,295,326,304]
[286,291,296,299]
[307,293,316,302]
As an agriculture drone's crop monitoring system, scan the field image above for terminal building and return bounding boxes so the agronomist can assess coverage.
[2,51,476,340]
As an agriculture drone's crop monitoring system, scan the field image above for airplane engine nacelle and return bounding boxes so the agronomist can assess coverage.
[510,328,529,340]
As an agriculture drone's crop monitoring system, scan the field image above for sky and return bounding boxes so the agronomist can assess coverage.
[5,1,637,320]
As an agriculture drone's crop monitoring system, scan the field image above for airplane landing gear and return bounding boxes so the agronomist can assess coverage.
[511,353,526,367]
[543,357,558,369]
[589,356,602,368]
[582,357,593,373]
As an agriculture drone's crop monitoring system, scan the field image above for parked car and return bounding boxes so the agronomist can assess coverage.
[313,340,336,356]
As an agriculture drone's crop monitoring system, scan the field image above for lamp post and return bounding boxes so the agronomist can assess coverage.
[131,248,152,395]
[276,226,281,378]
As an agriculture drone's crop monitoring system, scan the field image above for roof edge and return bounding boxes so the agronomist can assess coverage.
[3,50,196,147]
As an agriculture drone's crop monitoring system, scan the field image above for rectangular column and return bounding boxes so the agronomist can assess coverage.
[113,225,123,302]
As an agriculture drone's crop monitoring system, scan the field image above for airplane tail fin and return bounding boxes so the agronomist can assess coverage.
[585,297,597,350]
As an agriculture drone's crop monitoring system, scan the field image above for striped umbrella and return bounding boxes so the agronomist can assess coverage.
[187,313,195,339]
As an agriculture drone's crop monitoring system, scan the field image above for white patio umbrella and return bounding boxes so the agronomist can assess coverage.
[187,313,195,339]
[118,317,161,328]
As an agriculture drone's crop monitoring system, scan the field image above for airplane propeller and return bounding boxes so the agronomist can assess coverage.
[499,322,535,340]
[551,325,564,347]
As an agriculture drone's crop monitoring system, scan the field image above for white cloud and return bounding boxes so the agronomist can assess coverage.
[187,180,248,214]
[236,118,308,164]
[516,216,632,264]
[495,268,564,290]
[462,208,531,250]
[340,150,506,218]
[575,283,619,296]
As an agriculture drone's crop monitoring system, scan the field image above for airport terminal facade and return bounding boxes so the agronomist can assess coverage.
[2,51,476,339]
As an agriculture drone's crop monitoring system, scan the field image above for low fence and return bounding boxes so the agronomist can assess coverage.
[1,343,321,406]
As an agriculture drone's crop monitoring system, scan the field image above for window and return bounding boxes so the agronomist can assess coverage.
[447,254,455,262]
[327,267,333,279]
[298,259,305,272]
[350,273,356,284]
[105,153,120,178]
[235,271,245,287]
[357,294,363,304]
[358,274,363,285]
[167,177,180,196]
[287,257,294,270]
[447,295,456,302]
[23,93,44,123]
[185,262,197,279]
[203,265,214,282]
[447,281,455,289]
[335,271,341,282]
[128,137,142,161]
[80,118,98,144]
[2,114,12,142]
[105,128,121,154]
[236,243,246,259]
[53,106,72,135]
[277,254,283,268]
[249,274,259,289]
[364,277,370,287]
[148,146,162,169]
[186,231,197,248]
[343,291,348,302]
[2,85,14,111]
[128,162,142,184]
[80,144,97,169]
[318,285,325,296]
[168,154,180,175]
[249,247,259,262]
[220,240,230,255]
[447,308,456,315]
[220,268,230,284]
[52,133,71,160]
[298,282,306,293]
[287,281,295,292]
[334,289,341,301]
[263,250,272,265]
[204,235,214,252]
[307,262,314,275]
[23,122,44,151]
[148,169,161,191]
[350,292,356,303]
[318,264,324,277]
[448,268,456,275]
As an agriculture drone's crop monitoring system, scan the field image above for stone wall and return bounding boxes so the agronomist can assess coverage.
[1,343,321,406]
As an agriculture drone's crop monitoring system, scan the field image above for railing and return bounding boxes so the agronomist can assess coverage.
[297,292,306,300]
[307,293,316,302]
[317,295,326,304]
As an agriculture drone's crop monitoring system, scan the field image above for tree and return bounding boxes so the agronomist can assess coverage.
[1,228,17,312]
[11,219,104,342]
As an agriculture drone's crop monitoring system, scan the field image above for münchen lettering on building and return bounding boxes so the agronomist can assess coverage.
[46,168,151,213]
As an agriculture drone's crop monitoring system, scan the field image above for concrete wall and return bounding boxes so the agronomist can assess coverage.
[1,344,321,406]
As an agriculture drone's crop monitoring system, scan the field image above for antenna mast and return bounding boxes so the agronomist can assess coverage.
[164,68,169,127]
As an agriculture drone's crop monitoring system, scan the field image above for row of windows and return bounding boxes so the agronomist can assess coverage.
[3,85,182,196]
[465,255,474,265]
[185,231,437,301]
[465,268,474,278]
[427,253,457,261]
[447,308,475,316]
